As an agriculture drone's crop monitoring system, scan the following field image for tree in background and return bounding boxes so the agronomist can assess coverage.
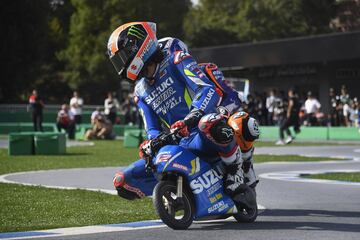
[1,0,190,104]
[184,0,337,47]
[58,0,190,104]
[0,0,74,103]
[1,0,358,103]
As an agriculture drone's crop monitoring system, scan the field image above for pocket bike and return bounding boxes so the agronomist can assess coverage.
[116,131,258,230]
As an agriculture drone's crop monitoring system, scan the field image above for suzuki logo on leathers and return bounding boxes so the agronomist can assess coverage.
[145,77,174,104]
[200,88,215,111]
[190,169,223,194]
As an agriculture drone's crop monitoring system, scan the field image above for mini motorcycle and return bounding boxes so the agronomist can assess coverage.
[115,131,258,230]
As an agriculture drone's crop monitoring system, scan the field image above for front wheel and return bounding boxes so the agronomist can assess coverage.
[233,205,258,223]
[233,187,258,223]
[153,180,194,230]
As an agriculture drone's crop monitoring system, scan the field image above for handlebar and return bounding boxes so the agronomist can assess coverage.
[143,128,180,172]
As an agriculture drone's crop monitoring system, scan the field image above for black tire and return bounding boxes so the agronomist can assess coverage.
[233,205,258,223]
[153,180,194,230]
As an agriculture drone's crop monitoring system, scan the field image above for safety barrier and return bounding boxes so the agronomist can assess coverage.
[8,132,66,155]
[259,126,360,141]
[0,111,125,124]
[2,123,359,144]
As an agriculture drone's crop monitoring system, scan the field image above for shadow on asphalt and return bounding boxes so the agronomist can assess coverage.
[190,209,360,233]
[262,209,360,218]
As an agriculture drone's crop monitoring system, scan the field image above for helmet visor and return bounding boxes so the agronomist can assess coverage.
[109,48,132,75]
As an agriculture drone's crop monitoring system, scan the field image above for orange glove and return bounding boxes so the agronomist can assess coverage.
[170,120,189,137]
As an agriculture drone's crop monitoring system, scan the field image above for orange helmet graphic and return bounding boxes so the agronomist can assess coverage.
[107,22,158,81]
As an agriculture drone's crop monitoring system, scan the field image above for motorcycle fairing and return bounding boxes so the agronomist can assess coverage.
[117,159,157,198]
[155,145,236,219]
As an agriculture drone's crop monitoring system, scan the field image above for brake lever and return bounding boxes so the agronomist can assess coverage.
[144,157,154,172]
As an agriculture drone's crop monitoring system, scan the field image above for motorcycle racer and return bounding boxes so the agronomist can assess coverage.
[108,22,246,198]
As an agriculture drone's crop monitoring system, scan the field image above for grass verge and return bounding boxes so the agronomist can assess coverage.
[0,183,156,233]
[302,172,360,182]
[0,140,344,175]
[254,154,342,163]
[0,140,134,175]
[254,141,348,147]
[0,140,344,233]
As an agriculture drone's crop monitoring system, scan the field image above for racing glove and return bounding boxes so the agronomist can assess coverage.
[139,140,152,159]
[170,120,189,137]
[170,109,204,138]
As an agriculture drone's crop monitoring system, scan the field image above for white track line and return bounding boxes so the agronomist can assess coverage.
[0,220,166,240]
[260,169,360,186]
[0,169,118,195]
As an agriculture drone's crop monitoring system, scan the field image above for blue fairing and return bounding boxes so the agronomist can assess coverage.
[119,144,236,219]
[154,145,235,219]
[121,159,157,197]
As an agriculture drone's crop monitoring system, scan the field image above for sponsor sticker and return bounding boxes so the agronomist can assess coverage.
[156,153,172,164]
[209,193,223,203]
[190,168,223,194]
[207,200,229,214]
[172,163,188,172]
[200,88,215,111]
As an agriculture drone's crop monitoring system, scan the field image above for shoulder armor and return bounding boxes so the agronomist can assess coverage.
[134,79,147,97]
[173,51,191,64]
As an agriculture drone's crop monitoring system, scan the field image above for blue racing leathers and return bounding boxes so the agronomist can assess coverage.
[158,37,243,114]
[114,49,242,199]
[135,51,221,140]
[198,63,244,114]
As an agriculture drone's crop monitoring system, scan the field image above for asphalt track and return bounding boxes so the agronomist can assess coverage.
[1,145,360,240]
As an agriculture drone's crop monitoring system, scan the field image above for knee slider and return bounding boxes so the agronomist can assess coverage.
[199,113,234,145]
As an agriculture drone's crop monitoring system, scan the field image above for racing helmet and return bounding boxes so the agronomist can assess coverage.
[228,111,260,145]
[107,22,158,81]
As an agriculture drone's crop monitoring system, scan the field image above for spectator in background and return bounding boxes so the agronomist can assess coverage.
[91,107,102,125]
[28,89,44,131]
[254,92,266,125]
[56,104,75,139]
[348,99,358,127]
[273,91,286,125]
[266,89,276,125]
[245,94,256,117]
[328,88,339,126]
[104,92,120,124]
[85,114,115,140]
[340,85,350,106]
[276,89,301,145]
[69,91,83,124]
[121,93,138,125]
[304,91,321,126]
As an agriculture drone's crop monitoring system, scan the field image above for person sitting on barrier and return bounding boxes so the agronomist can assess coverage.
[91,107,103,125]
[85,114,115,140]
[56,104,75,139]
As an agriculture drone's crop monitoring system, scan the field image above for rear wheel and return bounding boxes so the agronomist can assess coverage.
[153,180,194,230]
